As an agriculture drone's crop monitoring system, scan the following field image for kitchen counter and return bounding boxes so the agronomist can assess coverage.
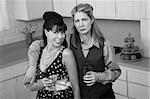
[0,40,150,72]
[116,54,150,71]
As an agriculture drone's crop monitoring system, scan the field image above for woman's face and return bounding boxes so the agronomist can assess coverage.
[73,11,93,35]
[45,29,65,47]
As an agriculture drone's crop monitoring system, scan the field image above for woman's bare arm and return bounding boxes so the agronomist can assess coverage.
[63,48,80,99]
[24,40,44,87]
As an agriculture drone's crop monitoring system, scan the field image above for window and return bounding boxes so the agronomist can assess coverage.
[0,0,9,31]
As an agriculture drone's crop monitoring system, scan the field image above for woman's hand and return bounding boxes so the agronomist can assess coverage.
[83,71,98,86]
[83,70,112,86]
[42,75,58,91]
[24,66,36,87]
[42,78,55,91]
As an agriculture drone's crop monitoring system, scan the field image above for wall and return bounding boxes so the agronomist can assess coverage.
[0,0,140,49]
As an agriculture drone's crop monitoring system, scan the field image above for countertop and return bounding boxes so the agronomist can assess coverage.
[116,54,150,71]
[0,41,150,72]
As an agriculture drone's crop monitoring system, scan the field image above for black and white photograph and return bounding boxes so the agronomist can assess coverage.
[0,0,150,99]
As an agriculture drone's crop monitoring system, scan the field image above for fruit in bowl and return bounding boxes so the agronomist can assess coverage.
[130,55,136,60]
[120,33,142,61]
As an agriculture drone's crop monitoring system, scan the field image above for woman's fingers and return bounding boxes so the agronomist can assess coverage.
[24,76,31,85]
[83,71,96,86]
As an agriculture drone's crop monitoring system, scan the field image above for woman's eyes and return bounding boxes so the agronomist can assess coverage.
[82,18,88,21]
[53,31,57,34]
[55,31,65,35]
[74,20,79,23]
[74,18,88,23]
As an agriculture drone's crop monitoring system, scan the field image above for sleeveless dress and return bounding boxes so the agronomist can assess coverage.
[35,48,74,99]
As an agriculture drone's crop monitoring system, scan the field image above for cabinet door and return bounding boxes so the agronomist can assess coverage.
[132,0,141,19]
[116,0,133,19]
[145,0,150,19]
[113,80,128,96]
[95,0,115,19]
[53,0,76,17]
[141,0,150,19]
[14,75,36,99]
[14,0,53,21]
[128,83,150,99]
[116,0,142,20]
[127,69,150,86]
[0,79,16,99]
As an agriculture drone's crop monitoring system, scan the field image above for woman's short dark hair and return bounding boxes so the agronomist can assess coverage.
[42,11,68,48]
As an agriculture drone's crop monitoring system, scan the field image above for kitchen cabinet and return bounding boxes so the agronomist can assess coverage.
[140,0,150,19]
[127,69,150,87]
[14,0,146,20]
[115,0,141,20]
[128,82,150,99]
[14,0,53,21]
[113,79,127,97]
[95,0,116,19]
[14,75,36,99]
[146,0,150,19]
[113,66,128,99]
[132,0,141,19]
[76,0,115,19]
[95,0,140,20]
[113,65,150,99]
[127,69,150,99]
[116,0,133,19]
[0,74,36,99]
[76,0,142,20]
[0,61,36,99]
[53,0,76,17]
[0,79,16,99]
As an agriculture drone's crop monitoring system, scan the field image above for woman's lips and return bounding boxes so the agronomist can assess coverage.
[80,28,86,31]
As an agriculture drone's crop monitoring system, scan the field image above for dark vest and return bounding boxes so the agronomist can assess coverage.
[70,40,114,99]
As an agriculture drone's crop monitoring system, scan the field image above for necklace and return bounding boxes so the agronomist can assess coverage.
[40,46,63,71]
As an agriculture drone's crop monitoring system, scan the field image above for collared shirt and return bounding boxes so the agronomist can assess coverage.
[80,36,117,68]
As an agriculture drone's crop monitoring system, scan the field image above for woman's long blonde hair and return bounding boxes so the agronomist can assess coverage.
[71,3,105,48]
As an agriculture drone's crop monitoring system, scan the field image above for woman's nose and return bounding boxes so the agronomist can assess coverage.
[79,21,83,27]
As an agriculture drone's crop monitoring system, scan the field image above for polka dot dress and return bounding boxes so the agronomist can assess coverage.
[35,48,74,99]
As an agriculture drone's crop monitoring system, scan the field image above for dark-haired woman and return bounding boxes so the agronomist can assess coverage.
[24,11,80,99]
